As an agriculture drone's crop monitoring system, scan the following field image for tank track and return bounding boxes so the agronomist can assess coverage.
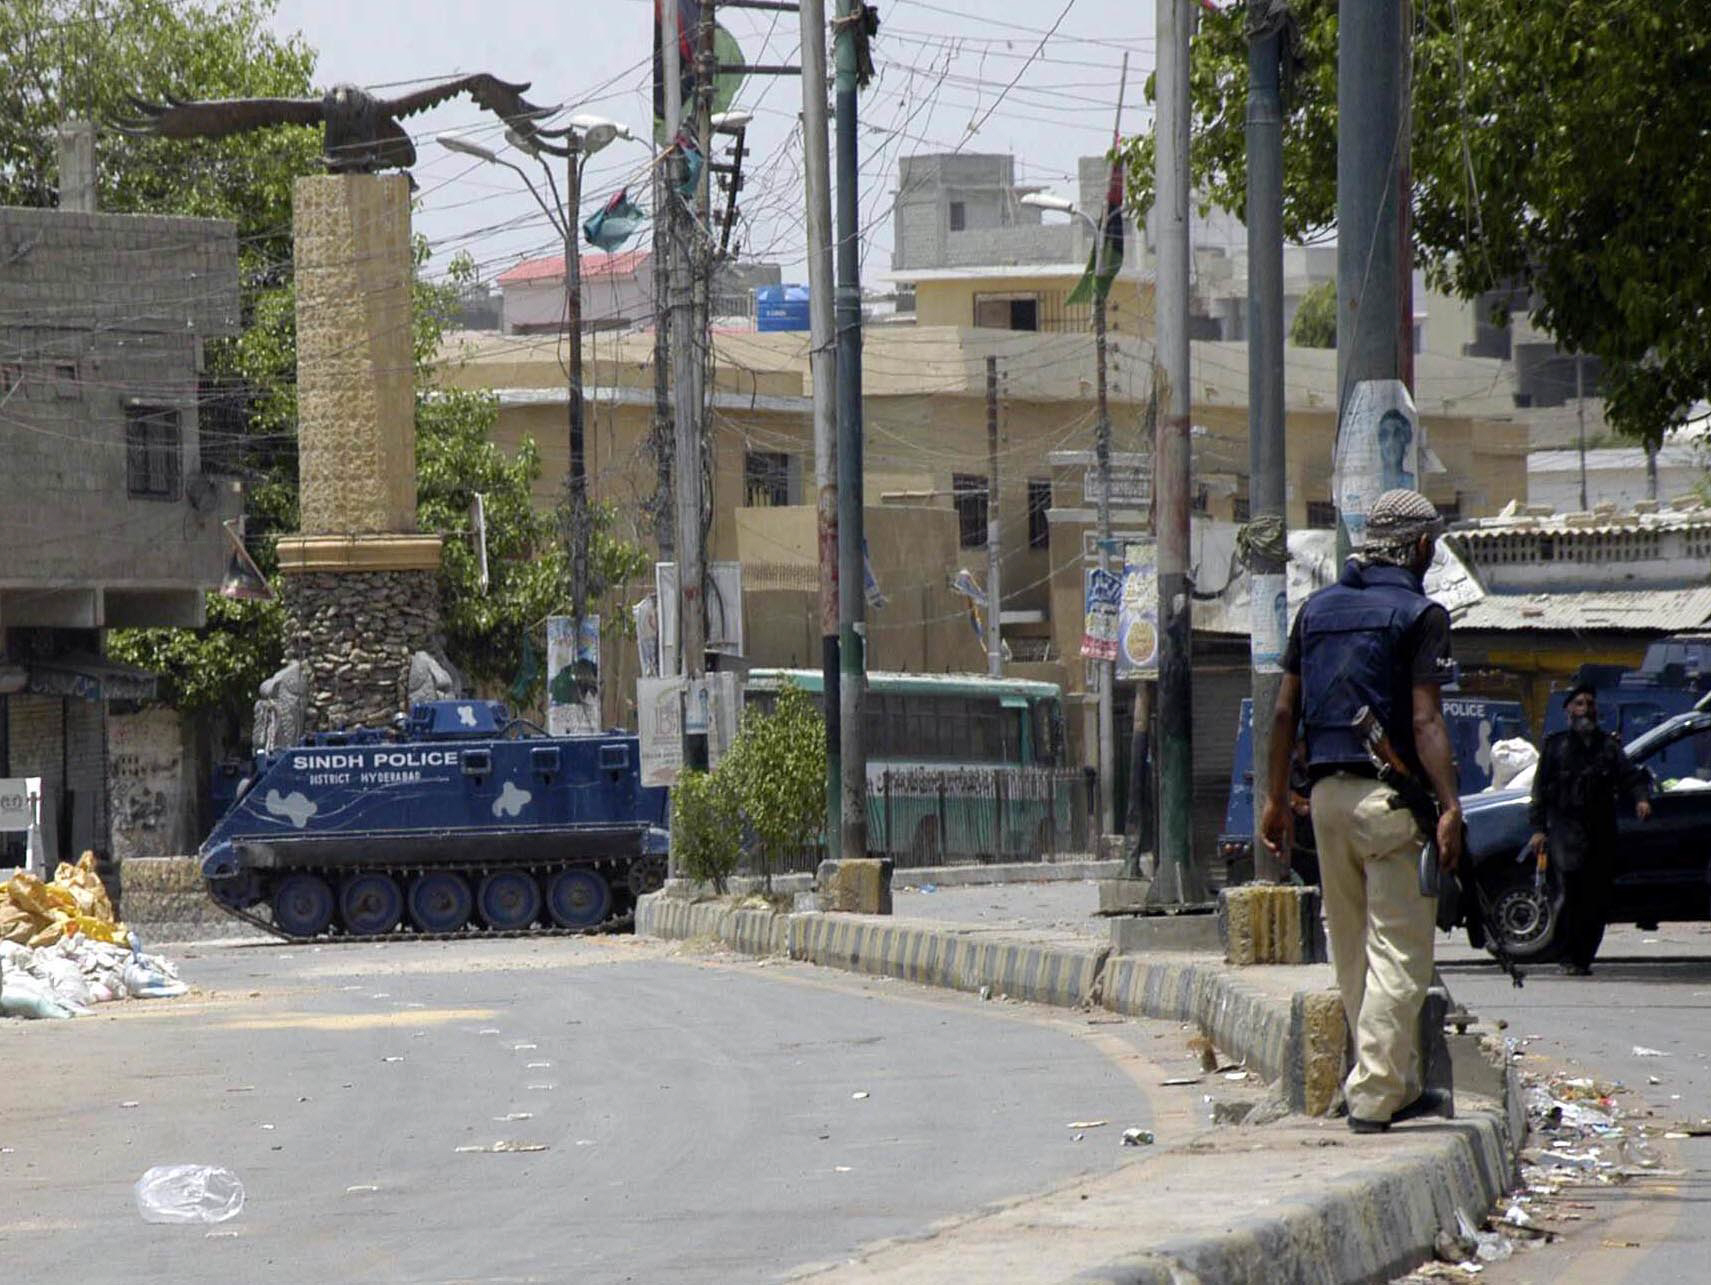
[208,894,637,945]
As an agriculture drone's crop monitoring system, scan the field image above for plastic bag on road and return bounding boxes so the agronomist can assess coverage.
[135,1165,245,1225]
[123,930,187,999]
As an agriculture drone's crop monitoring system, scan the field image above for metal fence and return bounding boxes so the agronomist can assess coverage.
[753,766,1097,876]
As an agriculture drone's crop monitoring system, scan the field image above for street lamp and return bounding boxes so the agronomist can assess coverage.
[1022,190,1122,842]
[439,117,639,729]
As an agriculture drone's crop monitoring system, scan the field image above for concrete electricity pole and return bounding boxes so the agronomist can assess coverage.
[1246,4,1289,882]
[801,0,842,835]
[1336,0,1413,546]
[834,0,871,860]
[986,355,1003,678]
[663,0,709,717]
[1150,0,1206,905]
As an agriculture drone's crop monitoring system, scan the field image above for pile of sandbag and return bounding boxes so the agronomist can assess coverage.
[1,852,187,1019]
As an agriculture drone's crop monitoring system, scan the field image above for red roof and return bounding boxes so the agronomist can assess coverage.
[496,248,652,286]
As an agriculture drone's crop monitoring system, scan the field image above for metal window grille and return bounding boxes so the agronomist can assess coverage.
[953,472,988,547]
[126,405,181,501]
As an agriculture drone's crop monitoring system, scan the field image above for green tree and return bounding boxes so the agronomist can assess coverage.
[721,682,828,889]
[1289,279,1337,348]
[1120,1,1711,444]
[670,769,742,894]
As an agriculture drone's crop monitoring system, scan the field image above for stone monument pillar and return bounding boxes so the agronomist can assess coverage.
[276,174,443,731]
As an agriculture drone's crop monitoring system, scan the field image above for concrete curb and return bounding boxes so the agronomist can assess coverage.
[637,893,1523,1284]
[666,857,1121,902]
[1077,1112,1516,1284]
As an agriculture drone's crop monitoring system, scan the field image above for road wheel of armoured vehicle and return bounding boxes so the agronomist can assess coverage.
[1483,866,1561,961]
[546,868,612,929]
[476,870,541,930]
[408,872,473,934]
[341,873,404,937]
[273,874,335,939]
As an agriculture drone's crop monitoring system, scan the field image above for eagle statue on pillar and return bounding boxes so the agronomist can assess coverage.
[118,74,547,175]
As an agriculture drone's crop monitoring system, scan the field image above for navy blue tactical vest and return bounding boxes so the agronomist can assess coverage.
[1298,560,1434,775]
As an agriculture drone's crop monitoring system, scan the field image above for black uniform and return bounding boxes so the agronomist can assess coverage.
[1529,728,1647,968]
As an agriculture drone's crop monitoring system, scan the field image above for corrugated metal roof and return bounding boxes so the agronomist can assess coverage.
[1453,586,1711,633]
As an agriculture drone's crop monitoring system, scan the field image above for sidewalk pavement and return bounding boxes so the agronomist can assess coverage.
[640,879,1524,1285]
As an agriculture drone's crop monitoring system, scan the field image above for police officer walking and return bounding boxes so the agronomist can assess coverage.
[1530,683,1651,975]
[1261,489,1462,1134]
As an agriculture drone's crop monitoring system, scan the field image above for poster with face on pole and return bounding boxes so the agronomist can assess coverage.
[1331,380,1420,548]
[546,615,601,735]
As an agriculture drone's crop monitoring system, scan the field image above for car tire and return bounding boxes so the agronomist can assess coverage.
[1480,864,1562,962]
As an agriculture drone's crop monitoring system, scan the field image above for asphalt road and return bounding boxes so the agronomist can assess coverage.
[0,934,1156,1285]
[892,879,1711,1283]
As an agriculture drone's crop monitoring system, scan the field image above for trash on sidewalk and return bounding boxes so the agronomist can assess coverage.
[135,1165,246,1225]
[1067,1120,1108,1129]
[1121,1127,1154,1146]
[456,1141,549,1154]
[1632,1045,1669,1058]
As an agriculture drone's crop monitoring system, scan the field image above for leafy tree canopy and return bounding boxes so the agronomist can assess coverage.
[1289,279,1337,348]
[1120,1,1711,445]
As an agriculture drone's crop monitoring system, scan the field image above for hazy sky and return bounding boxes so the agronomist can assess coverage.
[267,0,1159,284]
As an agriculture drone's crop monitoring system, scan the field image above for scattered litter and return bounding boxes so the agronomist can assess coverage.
[513,1043,538,1051]
[478,1028,501,1035]
[852,1092,869,1100]
[978,985,992,1001]
[1648,1075,1663,1085]
[1600,1239,1641,1249]
[134,1165,245,1225]
[1067,1120,1108,1129]
[575,1140,596,1147]
[455,1141,548,1154]
[345,1185,379,1194]
[1073,1133,1084,1142]
[1121,1128,1155,1146]
[1456,1209,1512,1263]
[382,1056,405,1064]
[370,993,390,1000]
[1633,1045,1669,1058]
[1222,1070,1249,1082]
[526,1062,551,1070]
[204,1230,240,1239]
[497,1112,533,1121]
[527,1083,555,1091]
[226,1086,255,1094]
[918,884,937,894]
[120,1101,140,1109]
[1161,1077,1201,1086]
[259,1124,275,1132]
[834,1165,853,1172]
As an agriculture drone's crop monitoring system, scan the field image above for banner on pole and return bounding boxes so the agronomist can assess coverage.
[547,615,600,735]
[637,677,685,787]
[1081,567,1122,661]
[1249,571,1287,675]
[1115,541,1159,678]
[1332,380,1420,548]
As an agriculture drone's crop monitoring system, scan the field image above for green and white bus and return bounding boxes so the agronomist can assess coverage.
[744,670,1089,863]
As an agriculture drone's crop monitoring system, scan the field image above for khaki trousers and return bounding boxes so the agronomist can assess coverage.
[1310,772,1438,1122]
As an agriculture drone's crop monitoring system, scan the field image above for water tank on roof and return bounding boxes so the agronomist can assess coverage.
[755,284,810,332]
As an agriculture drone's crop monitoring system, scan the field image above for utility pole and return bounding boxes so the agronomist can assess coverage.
[801,0,841,836]
[664,0,708,729]
[985,355,1003,678]
[1149,0,1205,905]
[1246,4,1289,882]
[1575,352,1588,510]
[1336,0,1413,537]
[1093,57,1128,846]
[834,0,871,860]
[564,140,591,678]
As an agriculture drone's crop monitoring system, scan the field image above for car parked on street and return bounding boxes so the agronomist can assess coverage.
[1462,691,1711,961]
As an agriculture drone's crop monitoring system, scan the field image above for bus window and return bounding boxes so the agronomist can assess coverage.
[1031,702,1054,765]
[863,693,889,760]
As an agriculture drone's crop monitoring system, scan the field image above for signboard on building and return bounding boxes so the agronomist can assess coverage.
[1080,567,1122,661]
[1115,541,1160,679]
[547,615,600,735]
[1083,460,1152,509]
